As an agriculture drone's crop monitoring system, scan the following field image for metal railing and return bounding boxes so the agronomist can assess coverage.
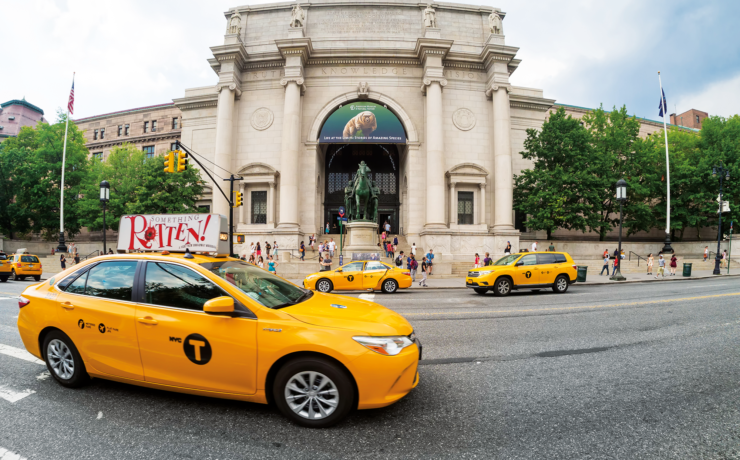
[81,250,100,261]
[628,251,647,266]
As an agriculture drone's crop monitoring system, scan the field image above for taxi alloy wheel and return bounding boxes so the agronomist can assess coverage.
[34,275,41,281]
[43,331,89,388]
[553,275,569,294]
[382,279,398,293]
[494,278,512,296]
[274,357,354,428]
[316,279,333,293]
[12,269,23,281]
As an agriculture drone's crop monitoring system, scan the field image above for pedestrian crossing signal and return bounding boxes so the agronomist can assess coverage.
[164,151,174,173]
[177,150,188,172]
[233,191,243,208]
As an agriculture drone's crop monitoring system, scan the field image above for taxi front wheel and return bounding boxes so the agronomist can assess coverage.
[316,279,333,293]
[274,357,354,428]
[42,331,90,388]
[494,278,512,296]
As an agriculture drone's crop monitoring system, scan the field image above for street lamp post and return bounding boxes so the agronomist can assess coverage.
[100,180,110,255]
[610,179,628,281]
[712,163,730,275]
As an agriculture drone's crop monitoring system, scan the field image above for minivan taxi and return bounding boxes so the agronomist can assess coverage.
[466,252,578,296]
[11,251,42,281]
[17,252,421,428]
[0,252,11,282]
[304,260,412,293]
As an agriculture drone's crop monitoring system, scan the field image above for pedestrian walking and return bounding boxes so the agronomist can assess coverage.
[548,242,555,252]
[395,251,404,268]
[387,241,394,259]
[483,252,492,266]
[250,242,256,257]
[73,252,80,265]
[419,257,429,287]
[721,249,728,268]
[611,255,619,276]
[408,254,418,282]
[704,246,708,262]
[381,230,387,241]
[411,243,417,257]
[255,242,262,257]
[273,241,279,260]
[265,241,271,257]
[647,253,654,275]
[309,234,315,251]
[385,221,391,234]
[474,253,480,268]
[600,253,610,276]
[60,254,66,270]
[393,235,398,253]
[325,222,330,234]
[320,253,332,271]
[426,249,435,275]
[655,255,666,278]
[328,238,336,257]
[299,241,305,261]
[531,241,538,252]
[669,254,678,275]
[504,241,512,255]
[267,255,278,275]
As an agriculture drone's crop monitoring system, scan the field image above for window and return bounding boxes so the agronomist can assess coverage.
[21,256,39,263]
[118,125,123,136]
[514,210,527,232]
[85,261,137,301]
[172,117,179,129]
[151,120,157,132]
[536,254,558,265]
[100,128,105,139]
[144,121,149,133]
[144,262,225,311]
[93,152,103,161]
[251,191,267,224]
[142,146,155,158]
[457,191,474,225]
[518,254,537,266]
[696,115,700,124]
[365,261,388,271]
[65,271,88,295]
[124,124,130,135]
[554,254,567,263]
[341,262,365,272]
[170,142,178,151]
[93,129,98,140]
[198,205,211,213]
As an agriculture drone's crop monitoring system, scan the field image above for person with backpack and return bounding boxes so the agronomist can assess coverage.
[395,251,404,268]
[299,241,305,261]
[483,252,492,266]
[408,254,418,282]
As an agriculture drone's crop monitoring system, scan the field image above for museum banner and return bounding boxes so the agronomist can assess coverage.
[320,102,406,143]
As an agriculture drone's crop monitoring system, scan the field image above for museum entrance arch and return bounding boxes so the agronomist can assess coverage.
[311,95,413,235]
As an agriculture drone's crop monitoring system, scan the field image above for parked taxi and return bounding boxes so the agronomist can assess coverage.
[0,252,11,282]
[17,252,421,428]
[11,250,43,281]
[466,252,578,296]
[303,260,412,294]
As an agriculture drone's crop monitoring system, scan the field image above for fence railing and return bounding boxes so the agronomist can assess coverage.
[628,251,647,266]
[81,250,100,261]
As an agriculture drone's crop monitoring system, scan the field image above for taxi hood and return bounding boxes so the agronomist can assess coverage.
[282,293,413,336]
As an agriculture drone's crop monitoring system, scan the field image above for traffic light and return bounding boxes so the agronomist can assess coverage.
[233,191,243,208]
[177,150,188,172]
[163,151,174,173]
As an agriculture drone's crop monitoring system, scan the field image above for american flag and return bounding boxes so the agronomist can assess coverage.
[67,76,75,115]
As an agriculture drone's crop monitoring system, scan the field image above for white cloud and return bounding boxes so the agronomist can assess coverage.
[675,72,740,118]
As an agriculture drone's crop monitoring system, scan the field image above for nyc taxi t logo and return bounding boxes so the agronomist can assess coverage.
[182,334,212,365]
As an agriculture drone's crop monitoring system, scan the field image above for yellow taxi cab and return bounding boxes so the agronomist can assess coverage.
[11,250,43,281]
[466,252,578,296]
[17,250,421,428]
[0,252,12,282]
[303,260,413,294]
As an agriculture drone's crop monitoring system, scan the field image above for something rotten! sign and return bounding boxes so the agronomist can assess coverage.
[117,214,228,253]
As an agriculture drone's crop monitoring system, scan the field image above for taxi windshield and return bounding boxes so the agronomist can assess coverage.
[493,254,521,266]
[204,260,311,309]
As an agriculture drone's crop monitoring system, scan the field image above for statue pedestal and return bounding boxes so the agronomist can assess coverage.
[343,221,379,253]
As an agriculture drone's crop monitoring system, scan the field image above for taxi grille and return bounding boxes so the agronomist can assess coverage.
[467,271,480,278]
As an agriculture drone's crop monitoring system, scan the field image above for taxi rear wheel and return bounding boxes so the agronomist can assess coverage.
[381,279,398,293]
[316,279,333,293]
[0,276,7,283]
[552,275,569,293]
[42,331,90,388]
[274,357,354,428]
[12,269,23,281]
[33,275,41,281]
[494,277,512,296]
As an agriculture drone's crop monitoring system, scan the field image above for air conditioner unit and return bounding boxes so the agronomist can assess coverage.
[8,116,15,120]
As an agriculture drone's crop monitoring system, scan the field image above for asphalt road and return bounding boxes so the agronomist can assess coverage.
[0,278,738,459]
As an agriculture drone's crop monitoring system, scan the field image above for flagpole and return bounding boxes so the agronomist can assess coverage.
[57,72,74,253]
[658,71,673,254]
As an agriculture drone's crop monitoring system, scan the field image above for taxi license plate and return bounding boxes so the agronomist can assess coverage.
[28,264,34,268]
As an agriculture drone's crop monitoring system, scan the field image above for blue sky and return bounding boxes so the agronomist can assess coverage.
[2,0,738,121]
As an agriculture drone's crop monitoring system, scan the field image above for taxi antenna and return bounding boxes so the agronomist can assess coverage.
[183,248,194,259]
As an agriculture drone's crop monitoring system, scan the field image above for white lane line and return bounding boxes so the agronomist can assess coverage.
[36,371,50,381]
[0,386,36,403]
[0,446,29,460]
[0,344,44,365]
[359,293,376,301]
[97,411,103,420]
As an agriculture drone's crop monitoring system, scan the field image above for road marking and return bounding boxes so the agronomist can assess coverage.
[36,371,50,381]
[0,386,36,403]
[403,291,740,317]
[359,293,376,301]
[0,344,44,365]
[97,411,103,420]
[0,446,28,460]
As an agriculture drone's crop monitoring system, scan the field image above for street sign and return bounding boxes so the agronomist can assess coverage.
[337,217,348,222]
[338,206,345,217]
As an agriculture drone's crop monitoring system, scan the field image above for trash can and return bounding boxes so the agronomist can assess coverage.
[576,266,588,282]
[682,263,692,277]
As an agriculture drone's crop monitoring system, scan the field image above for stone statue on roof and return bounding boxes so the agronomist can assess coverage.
[423,4,437,28]
[227,10,242,35]
[489,11,503,35]
[290,3,305,28]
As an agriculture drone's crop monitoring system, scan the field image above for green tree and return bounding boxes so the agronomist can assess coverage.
[514,107,601,239]
[0,138,32,238]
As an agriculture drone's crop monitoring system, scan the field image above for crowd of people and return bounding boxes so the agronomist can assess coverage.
[242,240,280,275]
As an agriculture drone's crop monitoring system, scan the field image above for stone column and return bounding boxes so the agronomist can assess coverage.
[267,181,276,226]
[423,79,447,228]
[277,78,304,228]
[213,85,237,217]
[449,181,457,225]
[490,85,514,230]
[478,183,486,225]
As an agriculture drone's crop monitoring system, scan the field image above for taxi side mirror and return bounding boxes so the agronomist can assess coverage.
[204,296,234,315]
[336,268,342,272]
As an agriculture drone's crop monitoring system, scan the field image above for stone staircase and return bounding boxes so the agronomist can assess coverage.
[572,257,738,275]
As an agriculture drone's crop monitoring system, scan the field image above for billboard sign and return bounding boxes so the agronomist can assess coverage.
[319,102,406,144]
[117,214,229,254]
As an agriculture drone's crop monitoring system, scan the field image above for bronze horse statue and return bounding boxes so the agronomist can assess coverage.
[353,161,372,220]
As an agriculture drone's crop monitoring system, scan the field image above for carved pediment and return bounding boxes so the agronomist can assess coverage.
[237,162,279,177]
[446,163,489,178]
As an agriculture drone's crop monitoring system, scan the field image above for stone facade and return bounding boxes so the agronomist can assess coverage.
[174,0,557,259]
[0,98,47,141]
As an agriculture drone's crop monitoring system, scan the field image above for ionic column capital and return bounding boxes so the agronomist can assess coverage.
[485,84,511,98]
[280,77,306,95]
[216,83,242,98]
[420,77,448,94]
[478,182,486,190]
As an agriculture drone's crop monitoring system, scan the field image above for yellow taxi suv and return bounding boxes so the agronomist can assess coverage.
[466,252,578,296]
[0,252,11,282]
[303,260,412,294]
[11,251,43,281]
[17,251,421,428]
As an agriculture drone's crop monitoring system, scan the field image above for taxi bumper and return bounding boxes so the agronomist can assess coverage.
[351,344,420,410]
[465,276,493,288]
[397,276,413,289]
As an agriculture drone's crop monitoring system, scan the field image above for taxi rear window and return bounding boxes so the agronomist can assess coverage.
[21,256,39,263]
[0,254,7,260]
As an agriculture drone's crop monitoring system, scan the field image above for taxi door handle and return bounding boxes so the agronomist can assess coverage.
[60,301,74,310]
[137,317,158,326]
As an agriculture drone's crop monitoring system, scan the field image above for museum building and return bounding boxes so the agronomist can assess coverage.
[173,0,558,258]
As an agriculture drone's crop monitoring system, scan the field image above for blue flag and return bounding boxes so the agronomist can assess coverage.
[658,88,667,117]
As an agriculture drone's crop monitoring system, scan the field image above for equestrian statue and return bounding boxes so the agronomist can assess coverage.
[344,161,380,222]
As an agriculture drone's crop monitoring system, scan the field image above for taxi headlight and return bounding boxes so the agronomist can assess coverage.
[353,336,414,356]
[478,270,494,276]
